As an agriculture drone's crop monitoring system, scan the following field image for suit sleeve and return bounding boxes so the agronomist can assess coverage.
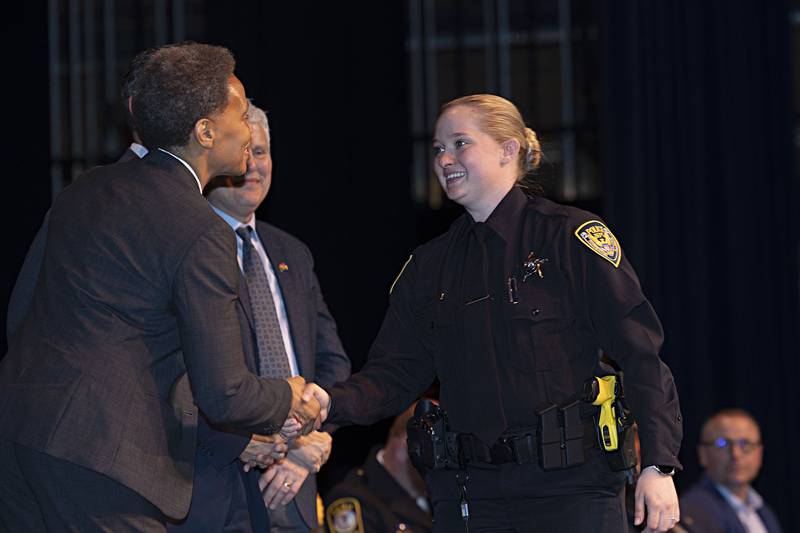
[7,212,49,343]
[196,415,250,469]
[174,224,292,436]
[567,220,683,469]
[327,254,436,427]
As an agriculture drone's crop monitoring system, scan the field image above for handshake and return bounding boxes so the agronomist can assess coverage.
[240,376,330,472]
[281,376,330,439]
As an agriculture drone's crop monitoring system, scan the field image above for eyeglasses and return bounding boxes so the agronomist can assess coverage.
[700,437,762,454]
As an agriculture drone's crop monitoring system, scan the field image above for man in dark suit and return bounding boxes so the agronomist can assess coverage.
[7,48,294,533]
[0,42,322,531]
[679,409,782,533]
[201,101,351,533]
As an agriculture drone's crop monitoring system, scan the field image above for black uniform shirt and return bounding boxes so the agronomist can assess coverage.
[329,186,682,468]
[324,448,433,533]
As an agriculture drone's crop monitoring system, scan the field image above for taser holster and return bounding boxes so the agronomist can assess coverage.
[584,375,638,473]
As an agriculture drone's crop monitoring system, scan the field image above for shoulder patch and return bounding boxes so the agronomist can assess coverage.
[389,254,413,295]
[574,220,621,268]
[326,497,365,533]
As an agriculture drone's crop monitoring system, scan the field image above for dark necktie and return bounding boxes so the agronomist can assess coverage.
[459,222,506,445]
[235,226,292,379]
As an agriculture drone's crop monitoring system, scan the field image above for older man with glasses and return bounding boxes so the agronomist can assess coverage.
[678,408,782,533]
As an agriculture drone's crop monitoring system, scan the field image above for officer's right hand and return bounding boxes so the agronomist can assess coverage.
[302,382,330,423]
[286,376,322,435]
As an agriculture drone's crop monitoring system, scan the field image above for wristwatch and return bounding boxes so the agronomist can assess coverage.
[649,464,676,476]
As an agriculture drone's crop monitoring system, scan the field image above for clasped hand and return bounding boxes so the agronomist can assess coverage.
[258,430,333,509]
[283,376,330,438]
[239,432,289,472]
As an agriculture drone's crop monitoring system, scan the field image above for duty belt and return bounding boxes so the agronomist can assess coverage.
[453,417,596,467]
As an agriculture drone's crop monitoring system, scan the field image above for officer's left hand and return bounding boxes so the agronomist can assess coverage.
[634,467,680,532]
[287,430,332,473]
[259,458,309,510]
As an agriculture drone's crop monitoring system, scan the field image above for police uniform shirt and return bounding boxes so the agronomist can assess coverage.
[328,186,682,470]
[325,448,433,533]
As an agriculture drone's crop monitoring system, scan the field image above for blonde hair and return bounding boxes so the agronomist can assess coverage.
[440,94,542,193]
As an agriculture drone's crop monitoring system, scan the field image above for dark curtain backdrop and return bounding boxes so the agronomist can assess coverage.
[602,1,799,530]
[203,2,416,488]
[1,3,50,356]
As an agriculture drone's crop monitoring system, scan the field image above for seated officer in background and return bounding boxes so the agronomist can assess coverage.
[324,405,432,533]
[679,408,782,533]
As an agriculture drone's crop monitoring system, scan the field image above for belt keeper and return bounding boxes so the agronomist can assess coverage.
[514,433,536,464]
[491,438,514,464]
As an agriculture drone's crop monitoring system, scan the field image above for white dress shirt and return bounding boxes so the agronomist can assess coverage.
[211,206,300,377]
[715,483,769,533]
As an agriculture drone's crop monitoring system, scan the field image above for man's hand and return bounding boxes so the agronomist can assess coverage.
[287,430,332,473]
[258,458,309,510]
[286,376,323,435]
[239,433,288,472]
[634,467,680,532]
[278,416,302,441]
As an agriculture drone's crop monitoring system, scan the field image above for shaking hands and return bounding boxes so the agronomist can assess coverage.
[284,376,330,437]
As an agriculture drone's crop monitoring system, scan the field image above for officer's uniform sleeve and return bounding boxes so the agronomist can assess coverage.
[327,254,436,427]
[566,218,682,468]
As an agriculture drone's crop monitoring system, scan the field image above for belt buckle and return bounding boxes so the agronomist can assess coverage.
[492,437,515,464]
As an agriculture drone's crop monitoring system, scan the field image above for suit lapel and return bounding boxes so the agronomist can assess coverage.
[256,222,311,377]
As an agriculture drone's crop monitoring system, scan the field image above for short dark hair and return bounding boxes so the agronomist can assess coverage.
[132,42,236,149]
[120,45,165,131]
[700,407,760,440]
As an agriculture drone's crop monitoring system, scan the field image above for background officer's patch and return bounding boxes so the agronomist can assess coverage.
[326,497,365,533]
[574,220,621,267]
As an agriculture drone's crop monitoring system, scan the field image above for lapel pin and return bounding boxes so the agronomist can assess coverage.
[278,262,289,272]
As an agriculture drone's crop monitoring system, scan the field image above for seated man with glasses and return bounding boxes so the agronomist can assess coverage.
[679,408,782,533]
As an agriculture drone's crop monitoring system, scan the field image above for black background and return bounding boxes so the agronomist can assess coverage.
[2,1,798,530]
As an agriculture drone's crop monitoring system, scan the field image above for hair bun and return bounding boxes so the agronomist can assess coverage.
[524,128,542,172]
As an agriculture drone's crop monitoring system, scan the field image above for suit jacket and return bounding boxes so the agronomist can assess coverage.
[8,146,268,530]
[0,150,292,519]
[5,147,139,342]
[679,474,782,533]
[201,219,351,529]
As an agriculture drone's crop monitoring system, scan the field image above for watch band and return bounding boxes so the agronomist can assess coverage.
[648,464,676,476]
